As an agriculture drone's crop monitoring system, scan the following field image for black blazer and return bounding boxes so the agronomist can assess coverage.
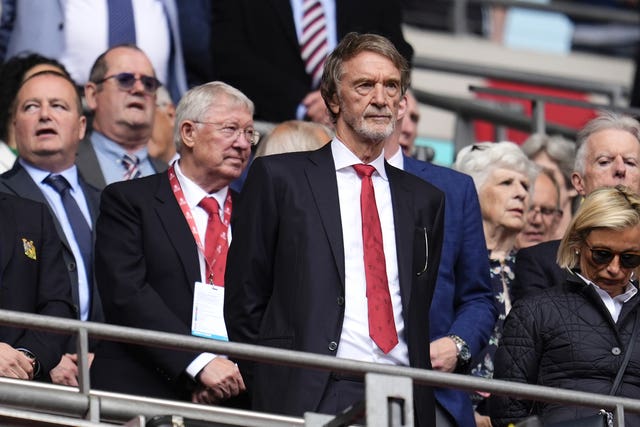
[511,239,567,303]
[91,171,236,400]
[224,144,445,426]
[0,192,76,377]
[0,161,104,323]
[211,0,413,123]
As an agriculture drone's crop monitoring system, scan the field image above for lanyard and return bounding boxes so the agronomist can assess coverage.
[168,165,232,283]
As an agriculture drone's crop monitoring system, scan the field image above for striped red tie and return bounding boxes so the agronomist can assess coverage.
[353,164,398,354]
[121,154,141,180]
[300,0,328,89]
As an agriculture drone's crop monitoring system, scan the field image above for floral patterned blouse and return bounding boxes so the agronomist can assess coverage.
[470,249,517,411]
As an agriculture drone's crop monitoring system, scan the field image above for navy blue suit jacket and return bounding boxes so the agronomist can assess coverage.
[404,155,496,427]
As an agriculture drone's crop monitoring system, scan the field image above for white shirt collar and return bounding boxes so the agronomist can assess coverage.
[173,160,228,214]
[330,137,388,180]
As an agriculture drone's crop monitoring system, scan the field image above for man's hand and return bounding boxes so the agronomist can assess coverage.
[0,343,35,380]
[50,353,95,386]
[302,90,332,126]
[192,357,245,404]
[429,337,458,373]
[475,411,493,427]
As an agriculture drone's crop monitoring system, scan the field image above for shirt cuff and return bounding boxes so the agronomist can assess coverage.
[185,353,217,380]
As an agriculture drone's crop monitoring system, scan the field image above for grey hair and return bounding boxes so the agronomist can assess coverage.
[521,133,575,190]
[173,81,254,152]
[574,111,640,175]
[255,120,333,157]
[454,141,539,193]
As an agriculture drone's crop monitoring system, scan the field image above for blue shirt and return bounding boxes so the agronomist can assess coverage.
[91,131,157,185]
[20,160,92,320]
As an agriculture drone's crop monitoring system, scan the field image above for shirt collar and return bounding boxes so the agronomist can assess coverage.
[576,272,638,303]
[173,160,228,212]
[386,146,404,170]
[330,137,388,180]
[92,131,150,162]
[19,159,81,192]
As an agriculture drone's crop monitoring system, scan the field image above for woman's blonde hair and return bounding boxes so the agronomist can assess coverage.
[557,185,640,270]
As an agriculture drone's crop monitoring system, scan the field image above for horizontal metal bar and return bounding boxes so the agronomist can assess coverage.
[0,406,114,427]
[412,56,629,99]
[2,309,640,418]
[470,0,640,25]
[469,85,640,115]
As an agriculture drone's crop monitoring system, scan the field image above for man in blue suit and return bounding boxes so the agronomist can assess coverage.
[386,92,496,427]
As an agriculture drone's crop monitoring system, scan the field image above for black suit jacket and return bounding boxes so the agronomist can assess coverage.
[224,144,445,426]
[0,162,104,324]
[92,171,232,400]
[511,239,568,303]
[76,135,168,191]
[0,192,76,377]
[211,0,413,122]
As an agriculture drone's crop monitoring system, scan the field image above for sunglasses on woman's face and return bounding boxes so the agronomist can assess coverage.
[584,242,640,269]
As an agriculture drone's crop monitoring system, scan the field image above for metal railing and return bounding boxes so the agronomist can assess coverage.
[1,309,640,426]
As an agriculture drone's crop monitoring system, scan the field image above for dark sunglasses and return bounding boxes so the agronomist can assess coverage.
[584,242,640,269]
[95,72,161,94]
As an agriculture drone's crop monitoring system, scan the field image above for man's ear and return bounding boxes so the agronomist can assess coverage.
[571,172,586,197]
[84,83,98,110]
[180,121,197,148]
[397,94,408,121]
[328,94,340,117]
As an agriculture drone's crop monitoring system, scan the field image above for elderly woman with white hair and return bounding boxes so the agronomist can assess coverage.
[454,141,538,426]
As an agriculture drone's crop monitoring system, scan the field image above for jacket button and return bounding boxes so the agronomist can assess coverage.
[612,347,622,356]
[68,262,76,271]
[328,341,338,351]
[337,296,344,306]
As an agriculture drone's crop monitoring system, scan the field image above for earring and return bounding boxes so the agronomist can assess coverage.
[575,250,580,255]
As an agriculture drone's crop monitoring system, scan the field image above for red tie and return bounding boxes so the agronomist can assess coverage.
[353,164,398,354]
[198,197,228,286]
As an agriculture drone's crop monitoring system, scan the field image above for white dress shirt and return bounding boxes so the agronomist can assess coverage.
[331,138,410,366]
[577,272,638,323]
[60,0,170,85]
[173,161,230,378]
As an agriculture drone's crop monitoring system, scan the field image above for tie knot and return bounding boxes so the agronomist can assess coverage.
[44,174,71,195]
[199,197,220,216]
[353,164,376,179]
[122,154,139,167]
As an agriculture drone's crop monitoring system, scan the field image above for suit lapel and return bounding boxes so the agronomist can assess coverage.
[1,163,73,253]
[154,173,200,290]
[0,194,15,275]
[269,0,303,52]
[387,163,413,315]
[306,145,345,288]
[76,138,107,190]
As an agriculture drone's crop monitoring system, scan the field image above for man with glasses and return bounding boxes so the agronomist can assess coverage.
[91,81,254,404]
[512,111,640,302]
[78,45,167,190]
[515,169,562,250]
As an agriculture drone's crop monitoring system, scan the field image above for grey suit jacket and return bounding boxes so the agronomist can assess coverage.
[76,135,168,191]
[0,161,104,324]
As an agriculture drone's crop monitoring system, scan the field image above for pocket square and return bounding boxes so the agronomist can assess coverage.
[22,238,37,260]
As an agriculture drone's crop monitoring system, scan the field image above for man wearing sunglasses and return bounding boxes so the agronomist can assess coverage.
[513,111,640,302]
[77,45,167,190]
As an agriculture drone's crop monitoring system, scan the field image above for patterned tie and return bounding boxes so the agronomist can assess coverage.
[44,174,93,298]
[352,164,398,354]
[199,197,228,286]
[300,0,328,89]
[107,0,137,46]
[121,154,141,180]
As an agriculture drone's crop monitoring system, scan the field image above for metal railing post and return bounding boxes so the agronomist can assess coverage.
[366,373,414,427]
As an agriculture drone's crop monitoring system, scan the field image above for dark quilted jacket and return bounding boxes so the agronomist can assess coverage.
[489,274,640,426]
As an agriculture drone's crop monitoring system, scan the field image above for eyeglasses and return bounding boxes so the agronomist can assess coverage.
[527,205,562,219]
[193,121,261,145]
[95,73,161,94]
[584,242,640,269]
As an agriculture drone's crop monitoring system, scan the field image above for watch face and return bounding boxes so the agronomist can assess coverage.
[459,345,471,362]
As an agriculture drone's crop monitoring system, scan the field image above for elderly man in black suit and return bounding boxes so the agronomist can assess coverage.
[0,192,76,381]
[513,111,640,301]
[92,81,256,404]
[225,33,445,426]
